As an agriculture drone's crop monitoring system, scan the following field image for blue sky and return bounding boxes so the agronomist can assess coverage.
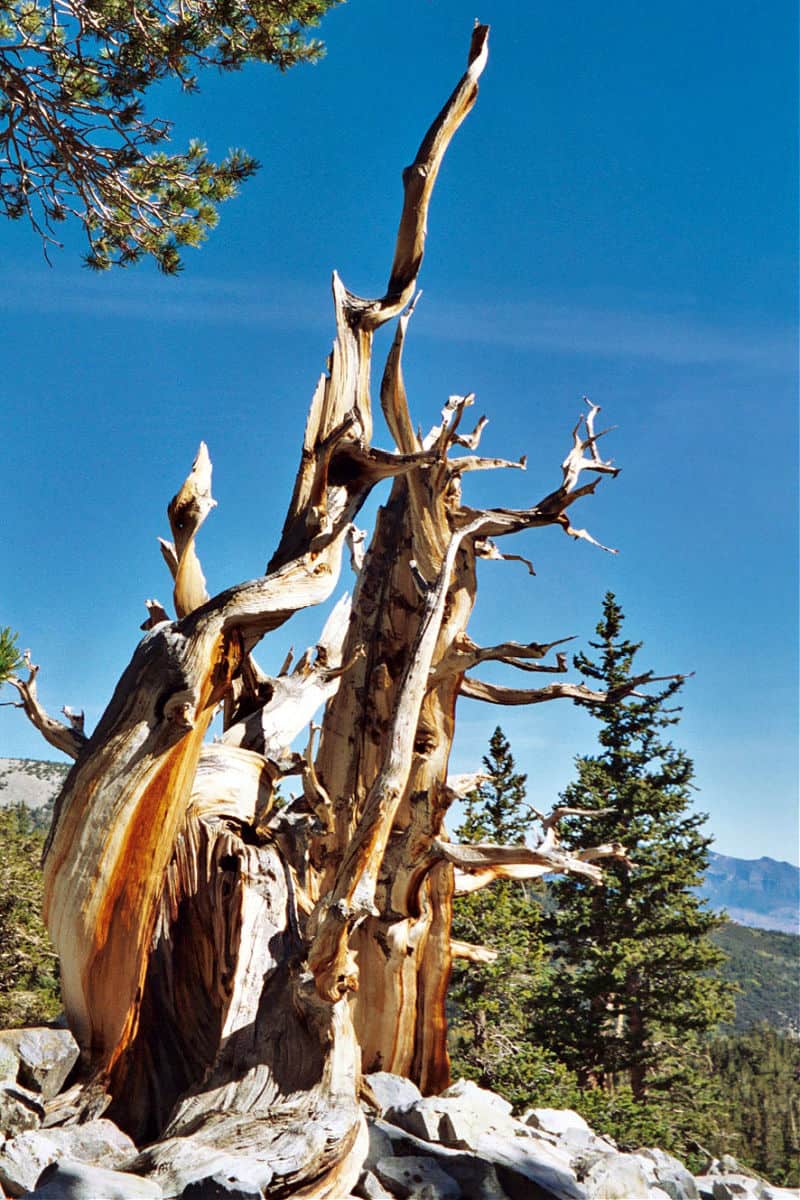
[1,1,797,864]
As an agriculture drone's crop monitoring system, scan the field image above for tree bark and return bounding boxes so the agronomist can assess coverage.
[9,23,650,1196]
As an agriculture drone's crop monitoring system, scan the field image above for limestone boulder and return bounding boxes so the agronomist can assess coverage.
[439,1078,513,1117]
[0,1038,20,1084]
[0,1120,136,1196]
[373,1155,460,1200]
[0,1030,79,1101]
[0,1081,45,1137]
[583,1152,653,1200]
[636,1148,699,1200]
[364,1122,395,1174]
[364,1074,423,1116]
[472,1130,586,1200]
[353,1168,394,1199]
[22,1160,162,1199]
[525,1109,593,1139]
[178,1173,265,1200]
[558,1127,619,1178]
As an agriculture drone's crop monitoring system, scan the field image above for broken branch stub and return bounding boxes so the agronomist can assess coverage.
[6,22,649,1197]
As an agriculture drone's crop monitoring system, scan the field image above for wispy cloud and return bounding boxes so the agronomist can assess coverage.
[2,268,793,372]
[0,269,331,331]
[414,297,795,372]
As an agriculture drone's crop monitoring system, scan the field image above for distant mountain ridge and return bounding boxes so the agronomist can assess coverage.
[699,850,799,935]
[0,758,797,933]
[0,757,66,829]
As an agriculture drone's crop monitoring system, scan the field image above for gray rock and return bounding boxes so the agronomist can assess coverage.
[23,1160,162,1199]
[584,1153,653,1199]
[383,1090,527,1155]
[438,1106,483,1152]
[128,1138,274,1199]
[695,1174,774,1200]
[0,1081,45,1137]
[178,1174,263,1200]
[0,1038,20,1083]
[525,1109,593,1139]
[372,1115,573,1198]
[559,1128,618,1178]
[365,1121,396,1173]
[1,1130,64,1196]
[0,1029,79,1101]
[638,1148,699,1200]
[473,1131,586,1200]
[374,1155,461,1200]
[365,1073,423,1116]
[0,1120,136,1195]
[444,1157,511,1200]
[710,1178,764,1200]
[696,1176,718,1199]
[439,1079,513,1118]
[354,1170,394,1199]
[384,1101,443,1145]
[372,1118,464,1162]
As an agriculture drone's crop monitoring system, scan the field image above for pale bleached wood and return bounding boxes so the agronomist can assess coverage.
[459,670,669,707]
[6,652,86,759]
[10,21,661,1194]
[451,939,499,964]
[307,513,492,1002]
[167,441,215,618]
[221,594,353,757]
[28,25,499,1175]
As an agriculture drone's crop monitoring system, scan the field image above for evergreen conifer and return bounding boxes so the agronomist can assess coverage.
[533,593,733,1145]
[448,727,576,1108]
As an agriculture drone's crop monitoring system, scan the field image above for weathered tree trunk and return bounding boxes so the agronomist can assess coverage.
[8,23,666,1196]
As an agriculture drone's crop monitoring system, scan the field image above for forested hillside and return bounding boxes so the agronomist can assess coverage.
[712,923,799,1035]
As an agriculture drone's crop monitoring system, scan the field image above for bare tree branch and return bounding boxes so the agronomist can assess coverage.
[7,652,86,759]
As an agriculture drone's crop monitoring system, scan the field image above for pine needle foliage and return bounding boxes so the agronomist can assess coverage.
[0,627,22,683]
[710,1024,800,1187]
[448,728,578,1109]
[0,0,338,270]
[533,593,734,1153]
[0,804,61,1027]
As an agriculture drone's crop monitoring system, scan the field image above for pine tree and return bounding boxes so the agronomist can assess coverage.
[0,627,22,683]
[448,728,577,1108]
[0,0,337,270]
[533,593,733,1148]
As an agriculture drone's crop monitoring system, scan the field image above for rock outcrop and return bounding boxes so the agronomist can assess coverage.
[0,1041,796,1200]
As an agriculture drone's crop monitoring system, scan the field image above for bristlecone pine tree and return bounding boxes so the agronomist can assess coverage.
[535,593,733,1136]
[3,32,684,1196]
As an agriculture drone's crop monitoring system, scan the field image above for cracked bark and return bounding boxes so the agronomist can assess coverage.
[7,22,668,1196]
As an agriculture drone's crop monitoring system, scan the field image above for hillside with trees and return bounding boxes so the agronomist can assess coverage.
[0,805,60,1028]
[712,923,800,1035]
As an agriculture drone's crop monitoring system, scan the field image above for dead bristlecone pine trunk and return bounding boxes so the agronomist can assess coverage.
[6,24,676,1200]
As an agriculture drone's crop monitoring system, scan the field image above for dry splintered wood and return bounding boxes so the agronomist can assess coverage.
[8,22,679,1197]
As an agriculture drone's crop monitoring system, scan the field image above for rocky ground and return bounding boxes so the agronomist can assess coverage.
[0,1027,796,1199]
